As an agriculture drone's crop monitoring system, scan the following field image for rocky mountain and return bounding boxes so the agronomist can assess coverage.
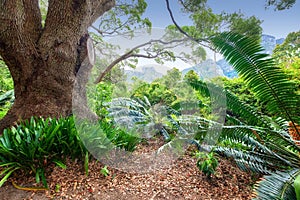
[216,59,238,78]
[216,34,285,78]
[261,34,284,54]
[124,35,285,81]
[181,59,224,80]
[124,64,171,83]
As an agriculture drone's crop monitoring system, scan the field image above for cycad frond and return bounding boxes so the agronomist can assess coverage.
[222,124,300,152]
[210,32,300,126]
[216,132,297,174]
[252,168,300,200]
[215,146,275,174]
[225,92,269,127]
[107,97,185,140]
[187,79,270,128]
[0,90,14,105]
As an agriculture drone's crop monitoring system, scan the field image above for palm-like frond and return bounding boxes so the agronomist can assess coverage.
[185,69,300,176]
[206,32,300,200]
[215,146,276,174]
[187,78,271,128]
[210,32,300,127]
[107,97,151,131]
[216,126,300,171]
[252,168,300,200]
[0,90,14,105]
[107,96,184,140]
[221,124,300,152]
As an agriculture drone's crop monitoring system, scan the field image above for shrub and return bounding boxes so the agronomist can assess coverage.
[0,116,142,188]
[195,151,218,178]
[99,120,141,152]
[0,117,87,188]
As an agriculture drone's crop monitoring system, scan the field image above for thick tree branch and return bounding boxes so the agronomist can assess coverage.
[0,0,42,39]
[40,0,115,55]
[23,0,43,42]
[0,0,42,80]
[90,0,116,23]
[37,0,114,83]
[0,0,42,48]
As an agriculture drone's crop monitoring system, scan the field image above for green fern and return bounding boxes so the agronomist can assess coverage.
[210,32,300,127]
[253,168,300,200]
[107,96,180,140]
[203,32,300,200]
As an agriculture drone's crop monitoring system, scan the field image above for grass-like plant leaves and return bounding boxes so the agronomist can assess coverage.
[0,117,87,187]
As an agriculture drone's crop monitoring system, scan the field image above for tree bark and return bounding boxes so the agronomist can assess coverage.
[0,0,115,133]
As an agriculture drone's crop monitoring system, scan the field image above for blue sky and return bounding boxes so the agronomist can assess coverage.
[142,0,300,38]
[97,1,299,69]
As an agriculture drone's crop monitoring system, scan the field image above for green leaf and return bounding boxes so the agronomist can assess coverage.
[2,129,11,149]
[84,152,89,176]
[100,166,110,177]
[210,32,299,125]
[35,169,40,184]
[253,168,300,200]
[53,160,67,170]
[40,169,48,189]
[0,167,19,187]
[294,173,300,200]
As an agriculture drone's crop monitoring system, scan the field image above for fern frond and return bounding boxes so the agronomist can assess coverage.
[187,79,270,128]
[217,126,300,171]
[215,146,275,174]
[210,32,300,127]
[253,168,300,200]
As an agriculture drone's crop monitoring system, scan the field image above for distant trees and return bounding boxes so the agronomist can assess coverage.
[273,31,300,95]
[273,31,300,63]
[265,0,297,10]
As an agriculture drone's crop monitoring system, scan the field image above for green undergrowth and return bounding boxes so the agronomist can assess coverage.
[0,116,141,188]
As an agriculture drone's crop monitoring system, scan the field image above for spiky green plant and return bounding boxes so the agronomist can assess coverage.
[0,117,88,188]
[185,32,300,199]
[107,96,182,140]
[210,32,299,124]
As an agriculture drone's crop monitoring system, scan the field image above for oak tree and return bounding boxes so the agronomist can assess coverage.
[0,0,115,132]
[0,0,296,133]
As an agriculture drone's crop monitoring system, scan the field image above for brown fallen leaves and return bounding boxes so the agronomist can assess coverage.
[0,140,256,200]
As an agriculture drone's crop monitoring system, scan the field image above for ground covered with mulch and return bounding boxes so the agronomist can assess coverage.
[0,139,258,200]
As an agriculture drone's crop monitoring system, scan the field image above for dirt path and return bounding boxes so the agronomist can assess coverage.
[0,142,257,200]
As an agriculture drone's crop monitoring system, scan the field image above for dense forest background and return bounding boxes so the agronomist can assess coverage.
[0,1,299,199]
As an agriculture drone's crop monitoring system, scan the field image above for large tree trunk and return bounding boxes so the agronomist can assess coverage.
[0,0,115,133]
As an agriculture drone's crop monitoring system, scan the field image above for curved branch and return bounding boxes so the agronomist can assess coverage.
[165,0,201,43]
[165,0,213,51]
[94,50,133,84]
[90,0,116,23]
[95,51,172,83]
[94,38,189,84]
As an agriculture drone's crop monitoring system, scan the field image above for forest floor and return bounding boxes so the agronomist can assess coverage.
[0,138,258,200]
